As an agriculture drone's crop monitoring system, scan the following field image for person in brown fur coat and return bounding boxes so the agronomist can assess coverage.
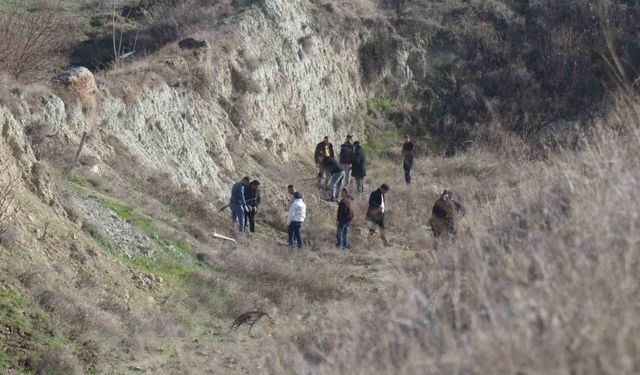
[429,190,466,237]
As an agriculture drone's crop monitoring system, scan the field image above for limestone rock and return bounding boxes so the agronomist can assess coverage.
[52,67,98,97]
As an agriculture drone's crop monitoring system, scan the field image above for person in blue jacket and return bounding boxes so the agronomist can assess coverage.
[229,176,251,232]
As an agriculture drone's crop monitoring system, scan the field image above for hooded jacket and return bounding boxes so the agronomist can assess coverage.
[287,198,307,224]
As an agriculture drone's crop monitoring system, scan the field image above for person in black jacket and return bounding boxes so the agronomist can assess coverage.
[244,180,261,233]
[319,156,345,202]
[336,194,354,249]
[402,135,416,185]
[314,136,334,187]
[339,135,354,187]
[367,184,390,245]
[351,141,367,193]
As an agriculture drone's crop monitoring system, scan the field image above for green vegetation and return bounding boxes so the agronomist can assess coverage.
[67,174,99,192]
[0,284,77,373]
[363,128,401,158]
[368,97,395,112]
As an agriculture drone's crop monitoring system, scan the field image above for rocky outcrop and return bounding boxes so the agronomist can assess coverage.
[20,0,368,196]
[52,67,98,98]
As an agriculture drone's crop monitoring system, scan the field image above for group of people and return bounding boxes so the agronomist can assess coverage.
[282,182,390,249]
[314,134,369,200]
[228,177,262,233]
[227,134,418,249]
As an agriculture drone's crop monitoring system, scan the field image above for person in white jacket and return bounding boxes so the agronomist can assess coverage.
[287,192,307,248]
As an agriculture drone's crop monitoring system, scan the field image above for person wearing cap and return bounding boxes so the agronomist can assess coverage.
[351,140,367,193]
[230,176,251,232]
[314,136,335,187]
[402,135,416,185]
[339,135,355,187]
[244,180,261,233]
[367,184,390,245]
[287,192,307,249]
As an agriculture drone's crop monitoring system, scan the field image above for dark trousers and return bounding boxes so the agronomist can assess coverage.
[336,220,351,249]
[288,222,303,248]
[403,165,412,184]
[246,210,256,233]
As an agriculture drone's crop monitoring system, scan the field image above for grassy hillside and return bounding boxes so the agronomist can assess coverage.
[1,0,640,374]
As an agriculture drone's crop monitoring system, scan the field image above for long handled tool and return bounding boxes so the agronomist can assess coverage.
[218,196,259,212]
[213,232,236,242]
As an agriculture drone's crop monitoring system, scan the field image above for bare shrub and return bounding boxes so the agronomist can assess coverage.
[0,1,68,81]
[31,348,83,375]
[0,161,18,238]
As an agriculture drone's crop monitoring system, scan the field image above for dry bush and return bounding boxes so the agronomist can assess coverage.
[31,348,84,375]
[0,161,18,238]
[220,245,342,310]
[270,109,640,374]
[0,1,69,81]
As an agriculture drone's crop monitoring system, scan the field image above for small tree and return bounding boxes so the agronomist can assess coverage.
[0,1,67,81]
[0,161,18,238]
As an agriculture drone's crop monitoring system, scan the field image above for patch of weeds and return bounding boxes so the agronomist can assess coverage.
[363,129,401,158]
[368,97,395,112]
[0,285,78,372]
[93,197,155,236]
[66,174,100,194]
[360,113,377,128]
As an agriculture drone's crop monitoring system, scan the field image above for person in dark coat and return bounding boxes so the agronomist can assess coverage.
[336,194,354,249]
[401,135,416,185]
[244,180,261,233]
[367,184,390,245]
[314,136,335,187]
[351,141,367,193]
[339,135,355,187]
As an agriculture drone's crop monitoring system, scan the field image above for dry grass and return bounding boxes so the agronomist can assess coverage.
[269,103,640,374]
[219,244,343,313]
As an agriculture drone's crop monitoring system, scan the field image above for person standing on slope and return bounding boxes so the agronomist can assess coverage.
[244,180,261,233]
[367,184,390,245]
[402,135,416,185]
[319,156,345,202]
[230,176,251,232]
[336,194,354,250]
[339,135,355,187]
[314,136,335,187]
[287,184,296,204]
[287,192,307,249]
[351,141,367,193]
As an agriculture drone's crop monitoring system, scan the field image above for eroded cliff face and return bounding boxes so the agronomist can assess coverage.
[3,0,367,196]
